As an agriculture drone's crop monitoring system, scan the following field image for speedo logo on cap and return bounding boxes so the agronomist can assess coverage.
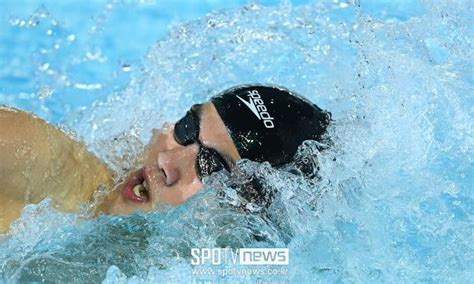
[236,89,275,129]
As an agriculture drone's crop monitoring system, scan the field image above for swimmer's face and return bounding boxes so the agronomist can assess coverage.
[100,102,240,214]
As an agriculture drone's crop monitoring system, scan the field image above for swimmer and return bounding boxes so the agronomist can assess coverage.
[0,85,330,233]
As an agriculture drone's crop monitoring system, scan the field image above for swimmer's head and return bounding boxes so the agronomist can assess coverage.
[211,85,330,166]
[99,85,330,214]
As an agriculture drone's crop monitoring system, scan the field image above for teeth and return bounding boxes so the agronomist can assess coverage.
[133,184,146,198]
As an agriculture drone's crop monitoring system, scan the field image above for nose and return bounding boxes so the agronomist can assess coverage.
[157,145,198,186]
[150,124,177,152]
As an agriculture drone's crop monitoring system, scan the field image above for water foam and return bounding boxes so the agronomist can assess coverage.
[1,0,472,282]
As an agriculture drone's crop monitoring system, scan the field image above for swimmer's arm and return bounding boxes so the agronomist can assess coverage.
[0,195,25,234]
[0,106,113,211]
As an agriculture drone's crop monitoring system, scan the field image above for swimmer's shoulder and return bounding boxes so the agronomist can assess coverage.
[0,105,39,118]
[0,105,48,133]
[0,105,83,149]
[0,105,45,152]
[0,105,114,222]
[0,105,56,155]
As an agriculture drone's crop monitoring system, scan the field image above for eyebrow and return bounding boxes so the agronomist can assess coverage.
[191,104,234,170]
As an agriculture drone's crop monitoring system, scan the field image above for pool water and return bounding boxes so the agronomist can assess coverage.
[1,0,473,282]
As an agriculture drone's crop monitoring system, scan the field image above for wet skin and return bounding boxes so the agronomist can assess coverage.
[98,102,241,214]
[0,107,113,233]
[0,102,238,233]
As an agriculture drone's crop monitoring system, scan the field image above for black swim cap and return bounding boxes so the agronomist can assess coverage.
[211,85,330,167]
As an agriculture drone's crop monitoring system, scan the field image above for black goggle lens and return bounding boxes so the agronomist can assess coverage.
[173,106,230,180]
[196,146,228,179]
[173,110,199,146]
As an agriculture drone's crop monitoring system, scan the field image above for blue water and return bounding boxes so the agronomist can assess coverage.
[1,0,473,283]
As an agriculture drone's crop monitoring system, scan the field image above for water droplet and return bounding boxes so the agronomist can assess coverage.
[340,2,349,8]
[73,83,102,90]
[9,18,20,26]
[38,86,53,99]
[39,63,50,71]
[34,5,49,18]
[121,64,132,72]
[67,34,76,42]
[27,19,39,27]
[85,49,104,61]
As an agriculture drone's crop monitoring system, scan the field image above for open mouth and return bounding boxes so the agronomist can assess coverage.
[122,168,150,203]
